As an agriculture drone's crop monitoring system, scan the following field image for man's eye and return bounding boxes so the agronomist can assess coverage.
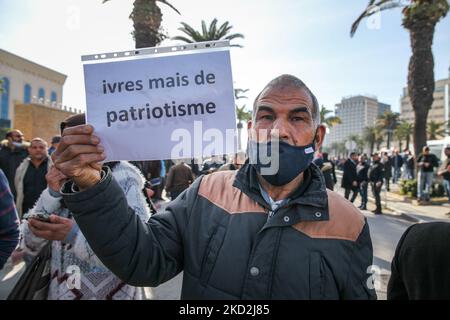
[259,115,274,120]
[292,117,304,122]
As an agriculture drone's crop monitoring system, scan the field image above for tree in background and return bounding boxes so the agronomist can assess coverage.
[102,0,180,48]
[172,18,244,47]
[377,111,399,150]
[235,89,251,151]
[427,120,445,140]
[395,120,414,150]
[320,105,342,128]
[351,0,449,157]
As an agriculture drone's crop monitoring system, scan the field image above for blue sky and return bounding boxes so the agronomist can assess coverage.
[1,0,449,113]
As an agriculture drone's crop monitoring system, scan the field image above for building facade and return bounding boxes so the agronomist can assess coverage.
[0,48,67,128]
[400,77,450,132]
[325,95,391,149]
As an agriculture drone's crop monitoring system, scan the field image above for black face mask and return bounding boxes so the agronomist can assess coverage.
[248,135,316,186]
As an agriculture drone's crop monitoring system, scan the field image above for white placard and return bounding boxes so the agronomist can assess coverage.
[83,46,237,161]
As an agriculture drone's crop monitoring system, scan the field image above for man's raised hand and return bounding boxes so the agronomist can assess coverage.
[51,124,106,190]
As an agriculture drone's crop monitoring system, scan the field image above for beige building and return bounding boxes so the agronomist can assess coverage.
[14,103,77,144]
[0,48,67,128]
[400,77,450,131]
[325,95,391,148]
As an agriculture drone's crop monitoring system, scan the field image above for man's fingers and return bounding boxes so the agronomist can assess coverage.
[52,135,101,163]
[29,218,61,232]
[49,214,69,225]
[62,124,94,137]
[55,153,106,176]
[55,144,104,164]
[29,224,53,239]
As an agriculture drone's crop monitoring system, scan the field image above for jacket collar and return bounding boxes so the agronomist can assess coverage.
[233,162,329,223]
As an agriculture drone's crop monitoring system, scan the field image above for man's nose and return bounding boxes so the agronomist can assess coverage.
[271,118,290,141]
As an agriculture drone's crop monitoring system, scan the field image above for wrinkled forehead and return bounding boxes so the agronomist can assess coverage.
[257,85,313,108]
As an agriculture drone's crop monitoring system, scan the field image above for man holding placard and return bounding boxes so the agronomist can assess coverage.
[53,45,376,299]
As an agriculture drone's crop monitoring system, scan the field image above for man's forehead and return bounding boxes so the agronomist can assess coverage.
[31,141,46,147]
[257,86,313,107]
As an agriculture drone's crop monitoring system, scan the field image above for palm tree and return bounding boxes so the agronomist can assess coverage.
[234,88,251,151]
[348,134,362,153]
[102,0,180,49]
[172,18,244,47]
[395,120,414,151]
[351,0,449,157]
[427,120,445,140]
[377,111,400,150]
[320,105,342,128]
[364,126,378,155]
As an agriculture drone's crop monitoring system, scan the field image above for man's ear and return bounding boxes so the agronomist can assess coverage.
[247,120,253,130]
[314,125,326,150]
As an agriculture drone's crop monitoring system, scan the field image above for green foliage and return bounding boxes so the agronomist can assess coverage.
[172,18,244,47]
[400,179,418,198]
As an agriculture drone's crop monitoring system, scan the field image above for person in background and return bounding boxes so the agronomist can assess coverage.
[356,154,370,210]
[0,169,20,270]
[381,152,392,192]
[165,159,195,200]
[368,153,384,215]
[189,158,201,177]
[322,152,337,189]
[403,149,415,180]
[416,146,439,203]
[437,146,450,205]
[14,138,53,219]
[313,153,335,191]
[341,152,359,202]
[392,150,403,184]
[388,222,450,299]
[48,136,61,155]
[0,130,29,199]
[218,152,246,172]
[201,155,224,175]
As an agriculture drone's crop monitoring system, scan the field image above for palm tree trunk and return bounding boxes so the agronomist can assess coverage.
[406,134,410,151]
[407,23,436,157]
[132,0,162,48]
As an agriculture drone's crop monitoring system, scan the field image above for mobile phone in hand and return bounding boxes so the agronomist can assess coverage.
[25,212,52,223]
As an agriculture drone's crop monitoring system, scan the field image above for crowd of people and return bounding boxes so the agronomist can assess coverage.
[0,75,449,300]
[318,145,449,215]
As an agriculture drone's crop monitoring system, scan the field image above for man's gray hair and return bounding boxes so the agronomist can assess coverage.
[252,74,320,126]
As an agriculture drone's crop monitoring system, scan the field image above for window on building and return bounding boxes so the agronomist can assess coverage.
[38,88,45,101]
[24,84,32,104]
[51,91,57,103]
[1,77,10,120]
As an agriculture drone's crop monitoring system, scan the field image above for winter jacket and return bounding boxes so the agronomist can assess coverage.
[368,162,384,183]
[14,157,53,218]
[0,142,28,198]
[0,169,20,269]
[20,161,151,300]
[341,159,358,189]
[356,163,369,183]
[62,163,376,300]
[416,153,439,173]
[388,222,450,300]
